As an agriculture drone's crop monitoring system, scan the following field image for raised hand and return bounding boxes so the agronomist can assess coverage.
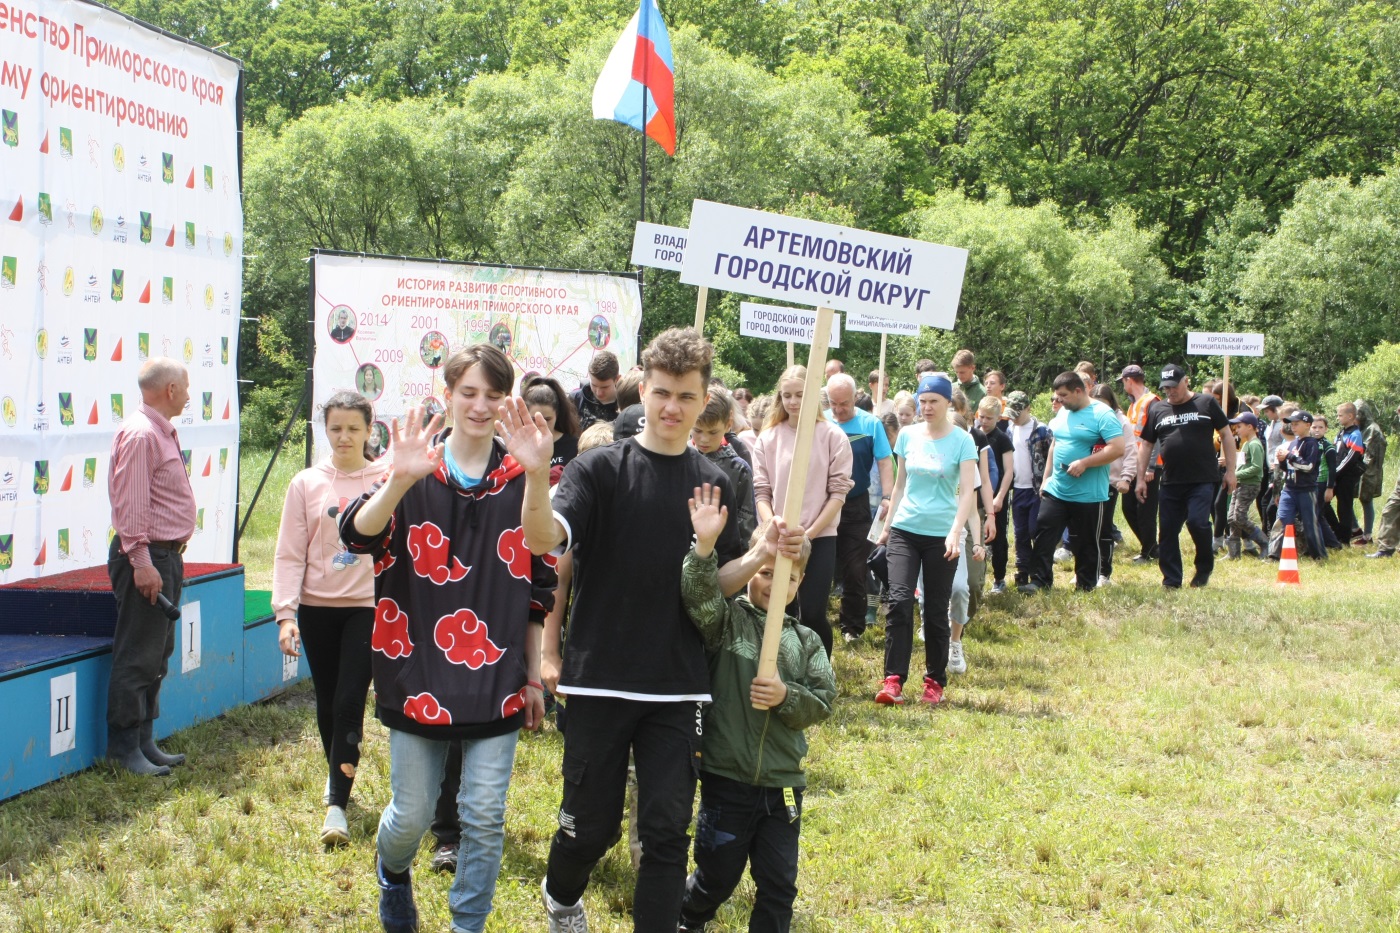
[389,404,444,482]
[496,397,555,473]
[689,484,730,554]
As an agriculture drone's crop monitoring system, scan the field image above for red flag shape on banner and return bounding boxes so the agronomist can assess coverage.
[111,337,123,361]
[34,541,47,565]
[39,131,49,153]
[166,226,176,247]
[139,282,151,303]
[7,197,20,222]
[88,402,99,424]
[60,466,73,492]
[222,401,230,420]
[186,168,196,188]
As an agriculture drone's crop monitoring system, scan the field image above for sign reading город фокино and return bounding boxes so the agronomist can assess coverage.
[739,302,841,348]
[680,200,967,329]
[1186,332,1265,357]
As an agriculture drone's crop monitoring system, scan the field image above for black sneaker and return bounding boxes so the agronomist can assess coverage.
[1189,573,1210,588]
[431,843,457,874]
[377,860,419,933]
[1131,554,1153,564]
[1367,548,1395,559]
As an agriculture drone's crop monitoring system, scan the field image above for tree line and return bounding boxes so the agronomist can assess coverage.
[105,0,1400,442]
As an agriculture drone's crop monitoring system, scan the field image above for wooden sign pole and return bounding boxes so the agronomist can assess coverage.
[1222,354,1231,414]
[786,341,795,367]
[694,286,708,333]
[876,332,888,406]
[755,306,835,706]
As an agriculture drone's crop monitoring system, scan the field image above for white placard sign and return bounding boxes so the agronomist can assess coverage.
[846,312,921,337]
[630,222,688,272]
[681,200,967,328]
[282,649,299,683]
[739,303,840,348]
[50,671,76,756]
[1186,332,1265,357]
[181,600,202,673]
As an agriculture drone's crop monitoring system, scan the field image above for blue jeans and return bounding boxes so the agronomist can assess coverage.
[377,728,520,933]
[1011,487,1041,584]
[1274,486,1326,560]
[1157,482,1215,587]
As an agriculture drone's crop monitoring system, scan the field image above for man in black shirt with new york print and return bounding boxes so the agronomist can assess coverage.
[499,327,806,933]
[1137,364,1237,589]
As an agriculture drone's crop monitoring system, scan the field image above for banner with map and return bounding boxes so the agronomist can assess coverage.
[311,252,642,460]
[0,0,244,579]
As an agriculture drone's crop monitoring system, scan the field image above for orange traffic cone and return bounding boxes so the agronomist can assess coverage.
[1277,524,1301,586]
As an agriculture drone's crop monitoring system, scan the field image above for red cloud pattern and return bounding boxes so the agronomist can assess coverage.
[409,522,470,584]
[497,526,532,581]
[372,598,413,659]
[434,609,505,669]
[404,692,452,725]
[501,687,528,718]
[374,549,396,576]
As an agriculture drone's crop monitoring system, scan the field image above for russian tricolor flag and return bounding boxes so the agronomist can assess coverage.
[592,0,676,155]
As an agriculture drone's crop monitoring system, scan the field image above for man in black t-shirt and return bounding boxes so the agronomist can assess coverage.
[500,328,805,933]
[1137,364,1237,589]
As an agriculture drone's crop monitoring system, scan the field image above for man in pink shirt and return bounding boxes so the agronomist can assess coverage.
[107,358,197,775]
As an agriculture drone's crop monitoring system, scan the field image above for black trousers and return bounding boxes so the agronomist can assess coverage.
[680,773,802,933]
[793,536,837,657]
[989,500,1010,583]
[1030,493,1107,591]
[106,537,182,731]
[834,497,874,638]
[1158,482,1215,587]
[546,696,703,932]
[297,605,373,809]
[1068,489,1117,580]
[1122,475,1159,557]
[883,527,958,686]
[432,740,465,847]
[1334,474,1360,541]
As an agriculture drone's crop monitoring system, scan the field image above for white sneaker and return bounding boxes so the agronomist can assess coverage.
[1054,547,1072,562]
[320,805,350,847]
[543,877,589,933]
[947,640,967,675]
[1096,575,1112,588]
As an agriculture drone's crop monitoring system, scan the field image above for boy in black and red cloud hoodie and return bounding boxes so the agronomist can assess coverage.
[339,343,556,933]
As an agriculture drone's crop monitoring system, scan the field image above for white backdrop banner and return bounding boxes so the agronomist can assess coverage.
[311,254,642,460]
[0,0,243,580]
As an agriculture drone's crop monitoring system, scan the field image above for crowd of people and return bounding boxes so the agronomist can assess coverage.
[101,335,1400,933]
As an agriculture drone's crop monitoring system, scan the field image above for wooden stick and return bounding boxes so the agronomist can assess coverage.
[876,332,888,407]
[1222,354,1231,415]
[786,341,795,367]
[694,285,708,333]
[755,306,835,707]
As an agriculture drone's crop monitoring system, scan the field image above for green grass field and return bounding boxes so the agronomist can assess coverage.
[3,449,1399,931]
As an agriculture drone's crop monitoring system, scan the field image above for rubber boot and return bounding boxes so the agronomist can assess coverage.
[1250,528,1271,561]
[1225,536,1241,560]
[140,721,186,768]
[107,726,171,776]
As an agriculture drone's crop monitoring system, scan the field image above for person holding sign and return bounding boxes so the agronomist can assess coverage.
[676,505,834,933]
[499,328,805,933]
[751,366,855,656]
[875,374,979,707]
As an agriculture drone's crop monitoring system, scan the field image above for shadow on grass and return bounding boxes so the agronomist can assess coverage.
[0,684,317,879]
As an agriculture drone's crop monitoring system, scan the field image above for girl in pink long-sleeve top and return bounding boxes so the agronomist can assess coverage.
[750,365,854,655]
[273,391,381,847]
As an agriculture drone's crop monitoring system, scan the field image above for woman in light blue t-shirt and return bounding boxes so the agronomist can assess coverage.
[874,373,979,707]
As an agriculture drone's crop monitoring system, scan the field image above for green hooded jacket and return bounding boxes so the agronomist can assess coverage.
[681,549,835,788]
[1355,399,1389,499]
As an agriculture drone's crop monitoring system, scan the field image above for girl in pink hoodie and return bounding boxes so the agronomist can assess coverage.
[273,391,381,847]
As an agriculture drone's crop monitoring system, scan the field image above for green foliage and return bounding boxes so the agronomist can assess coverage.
[1322,343,1400,434]
[904,190,1177,390]
[1221,166,1400,400]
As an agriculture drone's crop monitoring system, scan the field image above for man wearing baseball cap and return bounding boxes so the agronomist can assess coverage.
[1136,364,1236,588]
[1005,391,1053,590]
[1269,409,1328,560]
[1117,364,1160,562]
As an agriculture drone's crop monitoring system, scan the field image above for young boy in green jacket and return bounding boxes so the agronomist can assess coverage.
[1225,413,1270,560]
[678,486,836,933]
